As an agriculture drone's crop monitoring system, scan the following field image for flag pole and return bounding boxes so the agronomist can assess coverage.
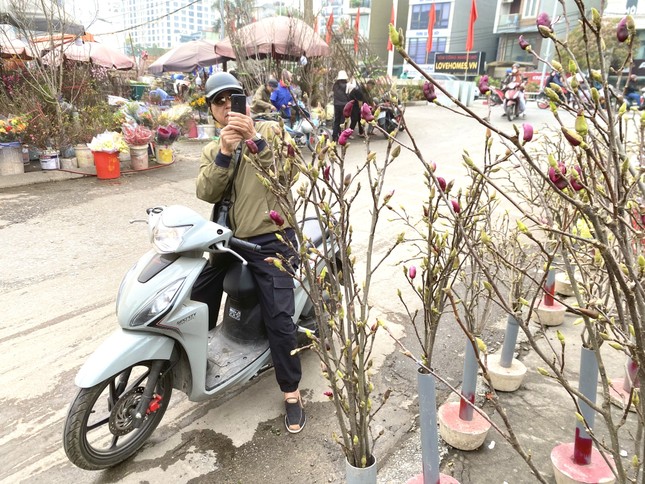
[387,0,398,78]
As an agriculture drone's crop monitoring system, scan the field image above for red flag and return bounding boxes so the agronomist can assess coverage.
[426,4,436,53]
[354,7,360,54]
[326,13,334,44]
[466,0,478,51]
[387,4,395,51]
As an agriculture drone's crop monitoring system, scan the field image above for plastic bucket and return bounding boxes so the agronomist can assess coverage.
[39,150,60,170]
[129,144,149,170]
[93,151,120,179]
[0,142,25,175]
[75,144,94,168]
[155,144,174,164]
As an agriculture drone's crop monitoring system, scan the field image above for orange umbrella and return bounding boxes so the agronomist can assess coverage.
[215,16,330,61]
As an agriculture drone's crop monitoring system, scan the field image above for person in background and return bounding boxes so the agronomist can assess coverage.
[251,78,279,115]
[332,70,350,141]
[193,71,306,433]
[348,79,376,137]
[625,74,641,108]
[504,63,526,115]
[271,69,294,126]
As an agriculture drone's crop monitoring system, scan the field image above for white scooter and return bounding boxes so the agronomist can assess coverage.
[63,205,333,470]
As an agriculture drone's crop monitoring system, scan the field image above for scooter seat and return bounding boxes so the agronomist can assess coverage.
[300,217,324,248]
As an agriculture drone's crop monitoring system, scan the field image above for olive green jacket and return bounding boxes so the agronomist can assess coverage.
[196,121,297,239]
[250,85,274,114]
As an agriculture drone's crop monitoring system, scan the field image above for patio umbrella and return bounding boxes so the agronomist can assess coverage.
[148,39,223,73]
[0,38,35,60]
[43,41,135,70]
[215,16,330,61]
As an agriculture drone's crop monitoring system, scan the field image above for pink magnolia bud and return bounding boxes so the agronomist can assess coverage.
[323,391,334,398]
[343,100,355,118]
[269,210,285,226]
[548,163,568,190]
[361,102,374,122]
[323,164,331,181]
[245,139,259,154]
[478,75,490,95]
[437,176,447,192]
[522,123,534,142]
[423,81,437,102]
[570,165,584,191]
[518,35,531,51]
[617,16,629,43]
[287,144,296,157]
[408,266,417,279]
[536,12,552,37]
[450,200,461,213]
[338,128,353,146]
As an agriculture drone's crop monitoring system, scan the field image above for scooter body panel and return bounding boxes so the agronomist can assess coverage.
[75,328,175,387]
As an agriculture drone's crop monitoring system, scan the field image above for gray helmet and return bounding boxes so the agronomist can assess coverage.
[205,72,243,101]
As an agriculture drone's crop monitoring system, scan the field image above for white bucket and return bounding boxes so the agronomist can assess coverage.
[39,150,60,170]
[0,142,25,175]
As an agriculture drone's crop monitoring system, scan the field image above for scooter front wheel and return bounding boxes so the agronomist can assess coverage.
[63,360,173,470]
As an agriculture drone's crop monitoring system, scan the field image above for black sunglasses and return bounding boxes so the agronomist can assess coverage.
[209,94,232,106]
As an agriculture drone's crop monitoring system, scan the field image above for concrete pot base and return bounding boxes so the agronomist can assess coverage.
[532,299,566,326]
[406,473,460,484]
[555,272,575,296]
[608,377,637,413]
[551,442,615,484]
[438,401,491,451]
[486,354,527,392]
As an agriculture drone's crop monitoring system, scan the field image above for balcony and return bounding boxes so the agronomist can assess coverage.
[497,13,519,33]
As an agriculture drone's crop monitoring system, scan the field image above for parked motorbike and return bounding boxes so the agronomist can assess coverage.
[257,101,331,152]
[63,205,336,470]
[367,95,404,136]
[536,87,574,110]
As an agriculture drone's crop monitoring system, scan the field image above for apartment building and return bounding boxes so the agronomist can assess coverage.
[125,0,218,48]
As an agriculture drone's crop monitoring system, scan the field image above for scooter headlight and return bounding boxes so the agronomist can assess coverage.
[130,278,185,327]
[152,221,192,253]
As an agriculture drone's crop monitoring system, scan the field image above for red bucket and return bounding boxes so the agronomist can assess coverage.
[93,151,120,180]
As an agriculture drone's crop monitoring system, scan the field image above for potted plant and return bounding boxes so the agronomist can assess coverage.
[122,123,154,170]
[0,115,29,175]
[153,123,180,164]
[87,131,128,180]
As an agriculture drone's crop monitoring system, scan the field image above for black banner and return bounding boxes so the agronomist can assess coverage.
[434,52,484,75]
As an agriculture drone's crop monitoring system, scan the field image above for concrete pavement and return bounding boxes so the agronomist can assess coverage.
[0,101,636,483]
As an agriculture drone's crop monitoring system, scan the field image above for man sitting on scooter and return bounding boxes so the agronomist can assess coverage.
[193,72,307,434]
[625,74,641,108]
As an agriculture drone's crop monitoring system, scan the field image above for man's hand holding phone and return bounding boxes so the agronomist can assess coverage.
[220,94,255,155]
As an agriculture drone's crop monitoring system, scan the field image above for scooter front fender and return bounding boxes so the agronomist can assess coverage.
[75,328,175,388]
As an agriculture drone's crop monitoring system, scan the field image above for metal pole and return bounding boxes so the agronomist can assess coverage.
[458,336,478,421]
[499,315,520,368]
[573,347,599,465]
[539,0,560,88]
[544,267,556,306]
[418,370,441,483]
[387,0,398,78]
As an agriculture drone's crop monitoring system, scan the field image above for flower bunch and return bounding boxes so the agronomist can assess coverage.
[122,123,154,146]
[87,131,129,153]
[189,94,207,112]
[155,124,180,145]
[0,115,28,143]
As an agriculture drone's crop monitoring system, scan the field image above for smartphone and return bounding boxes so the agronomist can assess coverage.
[230,93,247,114]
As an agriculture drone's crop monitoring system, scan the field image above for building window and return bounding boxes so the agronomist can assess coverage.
[522,0,539,18]
[410,3,450,30]
[408,37,447,64]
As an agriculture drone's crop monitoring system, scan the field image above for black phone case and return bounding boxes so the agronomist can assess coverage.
[231,94,246,114]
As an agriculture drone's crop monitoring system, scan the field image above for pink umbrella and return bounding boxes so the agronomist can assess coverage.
[44,41,135,70]
[0,38,35,60]
[148,39,224,73]
[215,16,330,61]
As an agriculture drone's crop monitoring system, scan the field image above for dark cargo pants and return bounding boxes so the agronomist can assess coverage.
[191,229,301,393]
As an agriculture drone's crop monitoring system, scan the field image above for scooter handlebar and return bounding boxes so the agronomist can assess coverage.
[229,237,262,252]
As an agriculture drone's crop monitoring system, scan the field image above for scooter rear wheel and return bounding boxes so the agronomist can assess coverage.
[307,126,332,152]
[63,360,173,470]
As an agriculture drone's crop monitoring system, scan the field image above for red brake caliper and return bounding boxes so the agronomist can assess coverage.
[147,394,163,414]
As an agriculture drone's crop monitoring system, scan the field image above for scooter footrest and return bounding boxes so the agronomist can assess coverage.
[206,326,270,390]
